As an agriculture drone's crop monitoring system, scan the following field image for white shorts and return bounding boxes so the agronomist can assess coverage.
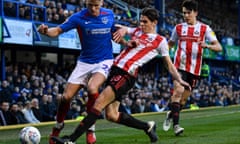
[67,59,113,86]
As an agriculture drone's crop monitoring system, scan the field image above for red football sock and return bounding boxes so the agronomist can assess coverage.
[171,102,181,126]
[56,97,70,123]
[86,93,99,113]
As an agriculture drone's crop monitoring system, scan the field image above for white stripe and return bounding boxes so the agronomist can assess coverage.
[190,42,199,73]
[193,23,201,37]
[179,41,186,70]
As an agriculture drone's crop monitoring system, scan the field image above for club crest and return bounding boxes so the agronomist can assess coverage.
[102,17,108,24]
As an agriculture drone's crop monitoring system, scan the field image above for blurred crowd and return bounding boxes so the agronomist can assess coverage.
[3,0,239,39]
[3,0,139,26]
[0,61,240,126]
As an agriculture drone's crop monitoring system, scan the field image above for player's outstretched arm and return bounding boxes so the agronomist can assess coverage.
[37,24,63,37]
[163,55,191,90]
[112,24,128,43]
[200,40,222,52]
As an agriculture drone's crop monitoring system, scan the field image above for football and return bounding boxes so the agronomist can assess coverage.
[19,126,41,144]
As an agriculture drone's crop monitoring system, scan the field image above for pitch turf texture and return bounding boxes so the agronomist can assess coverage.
[0,105,239,144]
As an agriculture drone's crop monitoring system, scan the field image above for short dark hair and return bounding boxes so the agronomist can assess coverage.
[182,0,198,11]
[141,7,159,22]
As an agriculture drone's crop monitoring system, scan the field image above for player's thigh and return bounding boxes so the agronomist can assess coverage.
[173,80,185,96]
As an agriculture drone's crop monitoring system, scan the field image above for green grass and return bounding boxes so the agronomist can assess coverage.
[0,105,239,144]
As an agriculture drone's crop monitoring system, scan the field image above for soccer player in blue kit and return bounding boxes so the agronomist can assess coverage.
[38,0,123,144]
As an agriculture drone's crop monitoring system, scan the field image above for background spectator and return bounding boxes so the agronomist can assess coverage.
[0,80,13,103]
[31,98,43,122]
[22,100,40,124]
[10,103,29,124]
[39,94,56,122]
[0,101,18,125]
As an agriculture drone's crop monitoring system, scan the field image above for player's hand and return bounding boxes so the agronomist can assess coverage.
[199,41,209,49]
[113,29,125,43]
[112,25,127,43]
[127,40,139,48]
[179,79,191,91]
[37,24,48,35]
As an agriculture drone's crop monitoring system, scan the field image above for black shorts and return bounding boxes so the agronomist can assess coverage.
[178,69,200,89]
[106,66,136,101]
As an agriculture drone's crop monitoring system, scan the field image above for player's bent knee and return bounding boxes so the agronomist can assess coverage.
[60,94,73,103]
[87,83,101,94]
[174,86,185,97]
[87,86,98,94]
[105,112,118,122]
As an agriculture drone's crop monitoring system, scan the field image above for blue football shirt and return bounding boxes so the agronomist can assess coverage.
[59,8,116,64]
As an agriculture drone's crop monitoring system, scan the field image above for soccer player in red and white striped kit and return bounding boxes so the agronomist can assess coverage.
[163,0,222,136]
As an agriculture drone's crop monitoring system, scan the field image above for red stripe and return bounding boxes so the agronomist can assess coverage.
[132,27,141,36]
[194,24,207,75]
[77,26,83,44]
[115,75,126,90]
[186,27,194,72]
[100,11,108,15]
[114,28,141,65]
[175,25,182,69]
[114,47,131,65]
[123,34,162,73]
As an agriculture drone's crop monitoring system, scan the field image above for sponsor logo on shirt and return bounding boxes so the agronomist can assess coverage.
[179,36,200,42]
[86,28,111,35]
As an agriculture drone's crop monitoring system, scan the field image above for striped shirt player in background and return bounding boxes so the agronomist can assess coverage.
[38,0,124,144]
[163,0,222,136]
[51,7,191,144]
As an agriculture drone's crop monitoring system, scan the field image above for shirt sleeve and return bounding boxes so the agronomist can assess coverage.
[59,14,78,32]
[205,25,218,42]
[169,26,178,42]
[158,37,169,57]
[127,27,137,35]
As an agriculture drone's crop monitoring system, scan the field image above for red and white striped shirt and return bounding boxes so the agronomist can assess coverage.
[113,27,169,77]
[170,21,218,76]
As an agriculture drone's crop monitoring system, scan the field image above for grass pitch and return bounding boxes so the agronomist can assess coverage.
[0,105,239,144]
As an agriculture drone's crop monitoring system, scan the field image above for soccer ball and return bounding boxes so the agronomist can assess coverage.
[19,126,41,144]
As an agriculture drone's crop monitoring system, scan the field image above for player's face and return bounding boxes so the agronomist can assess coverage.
[182,7,198,25]
[139,15,157,33]
[86,0,103,17]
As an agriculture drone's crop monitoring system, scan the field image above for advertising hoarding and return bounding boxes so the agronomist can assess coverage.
[225,45,240,61]
[58,29,81,50]
[3,19,33,45]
